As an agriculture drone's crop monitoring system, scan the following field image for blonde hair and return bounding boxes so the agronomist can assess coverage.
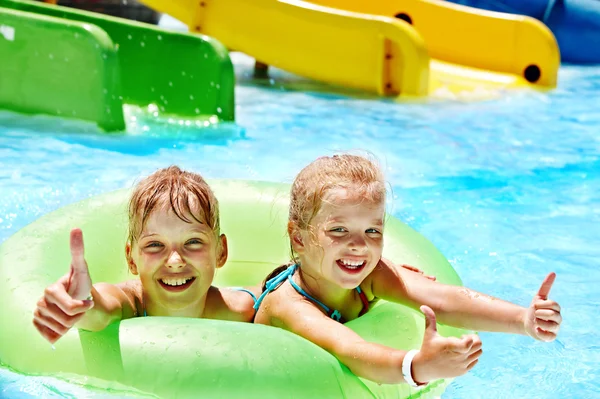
[260,155,387,290]
[126,166,220,248]
[290,154,385,229]
[289,154,386,260]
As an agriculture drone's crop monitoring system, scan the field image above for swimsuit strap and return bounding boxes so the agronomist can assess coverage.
[253,264,297,311]
[356,285,370,317]
[287,274,343,322]
[253,263,369,322]
[229,287,258,304]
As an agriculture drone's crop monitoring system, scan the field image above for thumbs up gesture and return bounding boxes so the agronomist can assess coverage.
[524,272,562,342]
[33,228,94,344]
[410,306,483,384]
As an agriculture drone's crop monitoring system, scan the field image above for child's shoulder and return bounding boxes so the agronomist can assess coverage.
[256,280,314,323]
[209,286,260,322]
[113,279,143,316]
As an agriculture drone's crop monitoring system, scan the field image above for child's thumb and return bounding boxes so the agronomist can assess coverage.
[421,305,438,338]
[70,228,89,274]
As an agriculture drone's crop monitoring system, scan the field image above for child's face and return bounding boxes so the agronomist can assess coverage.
[296,186,385,289]
[128,207,225,311]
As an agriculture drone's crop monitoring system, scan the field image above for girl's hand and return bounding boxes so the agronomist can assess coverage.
[411,306,482,384]
[33,228,94,344]
[524,272,561,342]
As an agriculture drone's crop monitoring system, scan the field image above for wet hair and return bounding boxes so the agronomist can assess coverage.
[262,154,386,291]
[126,166,220,248]
[289,154,386,233]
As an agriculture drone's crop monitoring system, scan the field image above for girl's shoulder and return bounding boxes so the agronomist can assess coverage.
[208,286,260,322]
[101,279,142,318]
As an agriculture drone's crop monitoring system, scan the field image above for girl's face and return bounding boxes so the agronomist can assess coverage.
[294,186,385,289]
[127,207,226,312]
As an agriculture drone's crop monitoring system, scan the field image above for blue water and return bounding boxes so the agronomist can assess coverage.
[1,52,599,398]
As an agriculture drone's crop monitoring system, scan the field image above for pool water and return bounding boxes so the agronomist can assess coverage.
[1,49,599,398]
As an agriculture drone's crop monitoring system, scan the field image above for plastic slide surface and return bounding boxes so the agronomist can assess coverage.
[139,0,561,98]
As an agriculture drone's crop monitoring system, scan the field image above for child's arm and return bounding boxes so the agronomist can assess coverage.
[76,281,138,331]
[371,258,561,341]
[259,289,482,385]
[33,229,137,343]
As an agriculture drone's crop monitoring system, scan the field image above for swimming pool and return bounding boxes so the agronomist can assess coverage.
[1,52,599,398]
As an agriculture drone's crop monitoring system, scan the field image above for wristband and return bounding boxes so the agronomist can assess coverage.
[402,349,427,388]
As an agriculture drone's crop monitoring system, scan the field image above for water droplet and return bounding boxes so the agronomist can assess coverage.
[181,71,186,76]
[167,334,173,339]
[189,94,194,100]
[216,107,222,113]
[48,54,54,60]
[157,35,162,40]
[127,34,132,40]
[168,81,173,87]
[196,351,201,356]
[195,108,200,114]
[140,42,145,47]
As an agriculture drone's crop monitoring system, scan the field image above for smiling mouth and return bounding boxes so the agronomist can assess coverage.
[336,259,366,274]
[158,277,196,292]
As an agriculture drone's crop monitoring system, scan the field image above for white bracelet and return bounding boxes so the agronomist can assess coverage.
[402,349,426,388]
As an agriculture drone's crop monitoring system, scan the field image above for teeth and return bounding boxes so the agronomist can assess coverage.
[340,259,364,268]
[161,277,192,286]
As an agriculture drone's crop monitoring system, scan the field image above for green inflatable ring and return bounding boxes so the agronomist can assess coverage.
[0,179,469,398]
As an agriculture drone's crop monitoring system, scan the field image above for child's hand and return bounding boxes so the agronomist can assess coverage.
[33,228,94,344]
[524,272,561,342]
[400,264,436,281]
[411,306,482,384]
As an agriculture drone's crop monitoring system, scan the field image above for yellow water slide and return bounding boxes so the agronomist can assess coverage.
[139,0,560,98]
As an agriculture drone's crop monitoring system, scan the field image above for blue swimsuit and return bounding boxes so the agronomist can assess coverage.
[253,264,369,323]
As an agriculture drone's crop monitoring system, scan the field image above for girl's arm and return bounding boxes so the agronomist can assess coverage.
[33,228,138,343]
[261,290,481,384]
[371,258,561,340]
[76,280,139,331]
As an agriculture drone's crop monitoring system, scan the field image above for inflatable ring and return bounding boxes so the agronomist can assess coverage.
[0,179,469,398]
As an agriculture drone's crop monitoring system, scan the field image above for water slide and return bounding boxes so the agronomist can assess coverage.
[0,0,235,131]
[445,0,600,64]
[138,0,561,98]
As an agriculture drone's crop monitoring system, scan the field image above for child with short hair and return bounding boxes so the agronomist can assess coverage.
[33,166,259,343]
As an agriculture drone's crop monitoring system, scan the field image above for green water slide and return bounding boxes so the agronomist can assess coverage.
[0,0,234,132]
